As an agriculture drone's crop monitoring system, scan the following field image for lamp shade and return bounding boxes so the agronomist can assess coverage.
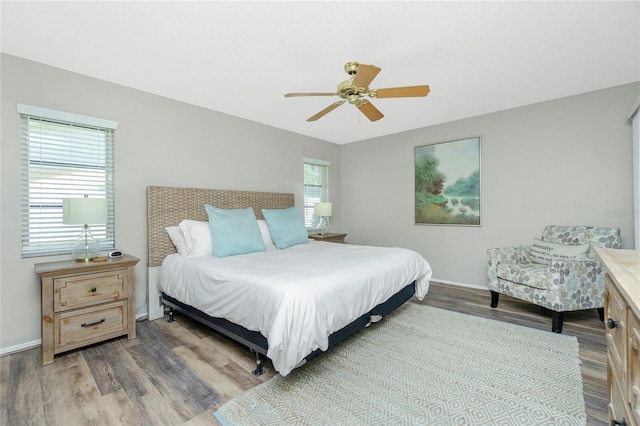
[314,202,332,217]
[63,197,107,225]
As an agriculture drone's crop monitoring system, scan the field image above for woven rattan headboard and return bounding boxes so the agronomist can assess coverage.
[146,186,294,267]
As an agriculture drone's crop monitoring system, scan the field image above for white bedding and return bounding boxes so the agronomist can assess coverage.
[158,240,432,376]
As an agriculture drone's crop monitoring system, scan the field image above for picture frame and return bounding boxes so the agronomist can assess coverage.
[414,136,481,226]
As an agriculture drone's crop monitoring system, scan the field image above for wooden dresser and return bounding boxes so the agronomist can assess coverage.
[35,254,139,365]
[596,248,640,426]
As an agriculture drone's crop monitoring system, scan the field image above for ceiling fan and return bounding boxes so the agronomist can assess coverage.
[284,61,430,122]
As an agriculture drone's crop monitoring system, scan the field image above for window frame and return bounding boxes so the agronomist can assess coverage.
[19,104,117,258]
[303,157,330,230]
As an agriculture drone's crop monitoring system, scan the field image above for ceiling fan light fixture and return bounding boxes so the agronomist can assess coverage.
[344,61,359,75]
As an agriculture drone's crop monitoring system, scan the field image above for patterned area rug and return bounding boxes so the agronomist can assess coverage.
[214,303,586,425]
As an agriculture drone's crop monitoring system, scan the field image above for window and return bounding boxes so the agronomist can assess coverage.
[19,104,117,257]
[303,157,330,229]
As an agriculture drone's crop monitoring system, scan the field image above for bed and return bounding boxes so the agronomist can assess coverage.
[147,186,432,376]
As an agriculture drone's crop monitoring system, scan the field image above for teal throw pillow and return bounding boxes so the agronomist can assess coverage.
[261,207,309,249]
[205,205,265,257]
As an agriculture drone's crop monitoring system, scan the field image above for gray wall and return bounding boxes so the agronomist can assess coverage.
[340,82,640,287]
[2,52,638,353]
[0,54,341,352]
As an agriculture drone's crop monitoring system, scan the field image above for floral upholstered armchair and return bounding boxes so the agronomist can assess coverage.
[487,225,621,333]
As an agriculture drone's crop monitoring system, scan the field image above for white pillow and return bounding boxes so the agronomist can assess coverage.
[257,219,275,247]
[174,219,274,256]
[529,238,590,265]
[178,219,213,257]
[165,226,189,256]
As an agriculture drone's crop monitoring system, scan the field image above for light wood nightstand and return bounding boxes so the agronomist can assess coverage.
[35,254,140,365]
[308,233,347,244]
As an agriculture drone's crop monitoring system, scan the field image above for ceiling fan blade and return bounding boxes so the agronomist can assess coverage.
[285,92,337,97]
[373,85,430,98]
[356,99,384,122]
[306,100,346,122]
[351,64,381,88]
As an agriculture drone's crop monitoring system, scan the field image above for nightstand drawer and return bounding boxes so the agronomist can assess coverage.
[54,269,128,312]
[55,300,128,351]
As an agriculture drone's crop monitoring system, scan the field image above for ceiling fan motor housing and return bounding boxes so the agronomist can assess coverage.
[339,62,369,103]
[338,79,367,104]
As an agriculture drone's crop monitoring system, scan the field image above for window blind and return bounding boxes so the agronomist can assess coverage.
[19,104,117,257]
[303,157,330,229]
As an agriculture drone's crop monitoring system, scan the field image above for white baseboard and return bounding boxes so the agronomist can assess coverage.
[0,339,41,356]
[136,312,150,321]
[430,278,487,291]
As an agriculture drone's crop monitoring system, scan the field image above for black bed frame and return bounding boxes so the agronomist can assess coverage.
[160,281,416,376]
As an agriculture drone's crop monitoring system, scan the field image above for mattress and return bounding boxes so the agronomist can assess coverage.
[158,240,432,375]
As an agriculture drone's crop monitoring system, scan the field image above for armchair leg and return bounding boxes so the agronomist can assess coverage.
[597,307,604,322]
[490,291,499,308]
[551,311,564,333]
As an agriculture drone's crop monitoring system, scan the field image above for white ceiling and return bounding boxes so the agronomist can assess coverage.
[1,1,639,144]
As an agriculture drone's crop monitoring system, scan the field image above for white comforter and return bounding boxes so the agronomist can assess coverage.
[158,241,432,376]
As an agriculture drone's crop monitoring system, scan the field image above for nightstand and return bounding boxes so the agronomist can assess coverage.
[308,233,347,244]
[35,254,140,365]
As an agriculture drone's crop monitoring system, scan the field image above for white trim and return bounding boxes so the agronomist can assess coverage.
[430,278,487,290]
[304,157,330,166]
[17,103,118,129]
[0,339,41,356]
[632,105,640,249]
[136,312,150,321]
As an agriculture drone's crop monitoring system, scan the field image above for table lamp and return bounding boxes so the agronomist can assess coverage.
[314,202,332,235]
[63,195,107,262]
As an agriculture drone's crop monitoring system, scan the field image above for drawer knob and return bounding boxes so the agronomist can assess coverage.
[81,318,105,328]
[90,287,97,293]
[607,318,617,329]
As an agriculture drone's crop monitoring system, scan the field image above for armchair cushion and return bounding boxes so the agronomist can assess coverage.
[496,262,549,290]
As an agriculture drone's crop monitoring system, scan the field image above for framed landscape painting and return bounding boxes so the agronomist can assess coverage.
[415,137,481,226]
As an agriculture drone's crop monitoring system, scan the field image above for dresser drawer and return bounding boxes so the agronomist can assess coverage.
[607,280,628,386]
[54,301,128,351]
[54,269,128,312]
[610,361,630,426]
[629,311,640,425]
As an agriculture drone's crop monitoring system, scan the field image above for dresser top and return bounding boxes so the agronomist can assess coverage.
[596,248,640,313]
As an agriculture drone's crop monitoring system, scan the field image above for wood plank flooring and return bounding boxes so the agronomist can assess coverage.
[0,282,607,425]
